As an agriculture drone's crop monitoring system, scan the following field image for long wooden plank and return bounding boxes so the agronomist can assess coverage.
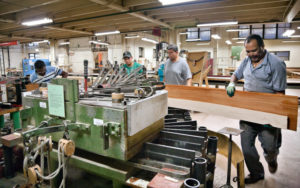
[165,85,298,131]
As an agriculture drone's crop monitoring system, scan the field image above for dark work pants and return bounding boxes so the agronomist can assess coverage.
[240,120,282,177]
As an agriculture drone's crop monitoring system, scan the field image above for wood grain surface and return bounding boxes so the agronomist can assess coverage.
[165,85,298,131]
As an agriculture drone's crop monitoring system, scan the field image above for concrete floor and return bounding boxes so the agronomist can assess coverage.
[191,109,300,188]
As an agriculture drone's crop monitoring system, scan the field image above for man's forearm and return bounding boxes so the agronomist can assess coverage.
[230,74,238,83]
[61,71,68,78]
[186,78,192,86]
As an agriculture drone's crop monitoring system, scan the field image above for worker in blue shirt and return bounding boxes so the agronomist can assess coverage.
[30,60,68,83]
[226,34,286,184]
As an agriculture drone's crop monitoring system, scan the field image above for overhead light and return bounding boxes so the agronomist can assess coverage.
[196,43,210,45]
[35,49,39,52]
[282,29,295,37]
[197,21,238,27]
[89,41,109,45]
[211,34,221,39]
[59,42,70,45]
[22,18,53,26]
[141,37,158,44]
[225,40,232,45]
[186,38,202,42]
[159,0,196,5]
[232,37,246,40]
[33,40,49,45]
[226,29,244,32]
[236,41,245,44]
[290,35,300,38]
[125,35,140,39]
[297,26,300,29]
[179,32,188,35]
[95,30,120,36]
[282,40,300,43]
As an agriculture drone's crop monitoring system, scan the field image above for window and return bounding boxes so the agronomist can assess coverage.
[252,24,263,37]
[278,23,291,39]
[264,23,276,39]
[29,53,36,59]
[199,27,211,41]
[139,47,144,58]
[239,23,291,39]
[270,51,290,61]
[238,25,250,38]
[186,27,211,41]
[187,28,199,39]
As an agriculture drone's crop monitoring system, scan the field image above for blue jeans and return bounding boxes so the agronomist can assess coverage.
[240,120,281,177]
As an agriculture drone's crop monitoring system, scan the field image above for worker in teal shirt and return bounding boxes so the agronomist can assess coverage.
[122,51,143,74]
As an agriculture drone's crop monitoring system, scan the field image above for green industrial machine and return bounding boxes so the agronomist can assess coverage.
[22,78,168,160]
[19,78,174,188]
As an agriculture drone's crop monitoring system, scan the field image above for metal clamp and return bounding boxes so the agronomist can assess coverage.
[102,122,121,150]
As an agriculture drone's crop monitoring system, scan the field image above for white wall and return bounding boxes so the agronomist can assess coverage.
[264,40,300,67]
[2,27,299,75]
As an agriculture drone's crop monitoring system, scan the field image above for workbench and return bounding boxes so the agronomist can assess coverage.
[0,107,22,130]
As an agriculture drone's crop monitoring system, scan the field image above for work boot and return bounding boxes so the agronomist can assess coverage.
[245,174,264,184]
[268,160,278,174]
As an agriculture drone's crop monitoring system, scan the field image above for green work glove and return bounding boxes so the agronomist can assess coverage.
[226,82,236,97]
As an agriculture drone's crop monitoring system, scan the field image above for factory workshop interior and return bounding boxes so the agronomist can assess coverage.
[1,0,300,188]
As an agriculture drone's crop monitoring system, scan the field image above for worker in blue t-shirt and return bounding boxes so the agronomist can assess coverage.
[30,60,68,83]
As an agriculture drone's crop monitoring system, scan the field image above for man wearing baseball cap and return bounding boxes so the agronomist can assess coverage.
[122,51,143,74]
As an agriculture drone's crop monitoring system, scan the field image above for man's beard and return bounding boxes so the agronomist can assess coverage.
[250,50,265,63]
[249,55,261,63]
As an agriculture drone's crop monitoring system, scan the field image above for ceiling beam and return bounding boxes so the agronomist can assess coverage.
[0,18,15,23]
[146,0,289,16]
[89,0,173,29]
[156,5,286,20]
[285,0,300,22]
[124,0,157,8]
[0,33,44,40]
[0,0,62,16]
[43,26,93,35]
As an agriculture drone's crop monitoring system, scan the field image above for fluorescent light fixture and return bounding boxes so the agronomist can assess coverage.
[197,21,238,27]
[95,30,120,36]
[22,18,53,26]
[290,35,300,38]
[33,40,49,45]
[141,37,158,44]
[59,42,70,45]
[298,26,300,29]
[125,35,140,39]
[186,38,202,42]
[282,29,295,37]
[282,40,300,43]
[89,41,109,45]
[236,41,245,44]
[35,49,39,52]
[159,0,196,5]
[196,43,210,45]
[232,37,246,40]
[225,40,232,45]
[211,34,221,39]
[179,32,188,35]
[226,29,244,32]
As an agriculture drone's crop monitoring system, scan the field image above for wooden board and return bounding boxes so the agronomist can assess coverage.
[0,107,22,116]
[165,85,298,131]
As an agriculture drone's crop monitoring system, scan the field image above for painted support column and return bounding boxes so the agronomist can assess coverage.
[0,115,4,128]
[11,111,21,130]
